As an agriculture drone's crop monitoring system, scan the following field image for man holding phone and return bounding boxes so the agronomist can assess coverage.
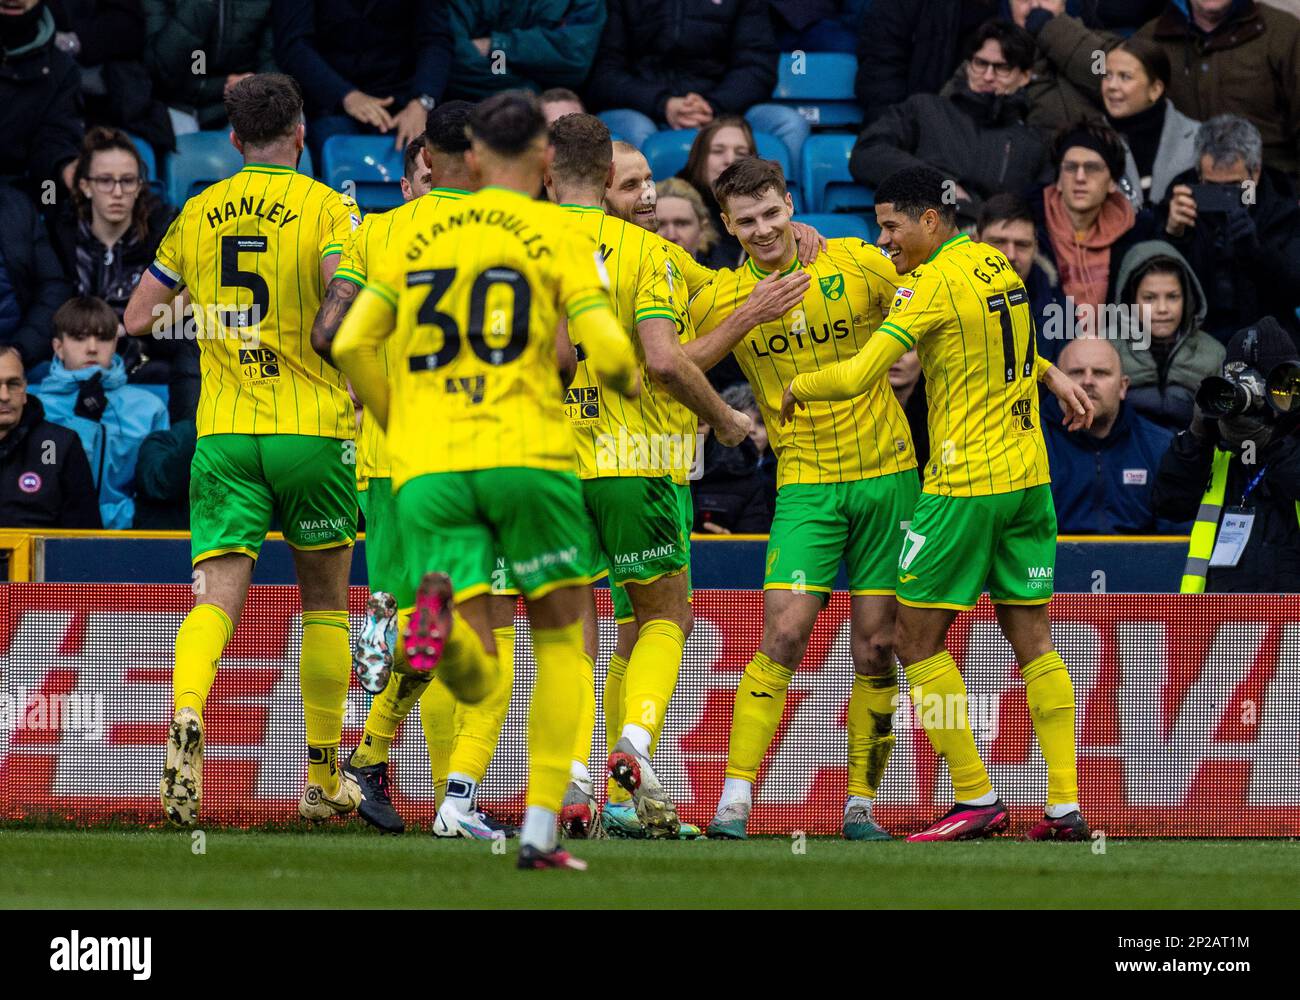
[1163,114,1300,344]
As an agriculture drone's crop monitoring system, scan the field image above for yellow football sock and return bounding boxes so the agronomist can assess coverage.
[622,618,685,741]
[419,678,455,806]
[604,653,630,803]
[527,619,585,811]
[173,603,233,718]
[301,611,350,793]
[847,669,897,799]
[351,670,432,767]
[449,625,517,783]
[725,652,794,783]
[570,652,596,772]
[907,650,992,802]
[1021,650,1079,807]
[436,609,499,705]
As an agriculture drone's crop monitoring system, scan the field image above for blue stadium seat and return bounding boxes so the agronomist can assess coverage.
[165,132,315,208]
[641,128,697,181]
[797,212,879,243]
[799,133,873,213]
[134,383,170,408]
[772,52,863,129]
[640,129,797,199]
[123,132,161,198]
[322,135,405,213]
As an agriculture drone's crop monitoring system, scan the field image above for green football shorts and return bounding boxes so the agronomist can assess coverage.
[764,470,920,597]
[609,481,694,623]
[189,433,357,565]
[895,484,1057,610]
[362,477,518,599]
[394,467,586,606]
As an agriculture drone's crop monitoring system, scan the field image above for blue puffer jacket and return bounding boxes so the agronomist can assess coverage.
[1043,393,1189,535]
[34,354,169,529]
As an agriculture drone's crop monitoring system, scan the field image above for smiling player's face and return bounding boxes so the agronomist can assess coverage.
[720,187,795,269]
[875,202,935,276]
[605,149,658,231]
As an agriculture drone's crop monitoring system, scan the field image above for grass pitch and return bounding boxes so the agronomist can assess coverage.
[2,829,1296,909]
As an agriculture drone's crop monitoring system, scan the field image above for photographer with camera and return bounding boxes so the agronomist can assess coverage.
[1161,115,1300,344]
[1153,317,1300,593]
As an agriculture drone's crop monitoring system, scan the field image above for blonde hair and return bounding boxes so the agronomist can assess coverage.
[655,176,718,255]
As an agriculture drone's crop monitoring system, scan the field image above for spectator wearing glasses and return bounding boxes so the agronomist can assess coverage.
[34,296,167,529]
[49,127,194,416]
[0,345,101,529]
[851,20,1050,224]
[1031,120,1152,325]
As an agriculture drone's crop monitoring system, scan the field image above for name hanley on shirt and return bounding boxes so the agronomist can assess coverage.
[206,197,300,229]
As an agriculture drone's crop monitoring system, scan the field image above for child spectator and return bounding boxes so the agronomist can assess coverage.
[34,296,168,528]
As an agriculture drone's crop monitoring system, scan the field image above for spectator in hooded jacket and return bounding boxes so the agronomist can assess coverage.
[0,182,73,371]
[977,192,1069,363]
[1111,240,1225,431]
[34,296,168,529]
[1161,114,1300,344]
[0,345,100,529]
[0,0,83,194]
[587,0,810,163]
[273,0,453,162]
[851,21,1050,225]
[1136,0,1300,176]
[444,0,605,101]
[1044,336,1182,533]
[142,0,277,133]
[1032,120,1151,331]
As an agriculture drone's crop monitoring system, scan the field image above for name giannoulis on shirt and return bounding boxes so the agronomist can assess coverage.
[49,931,151,981]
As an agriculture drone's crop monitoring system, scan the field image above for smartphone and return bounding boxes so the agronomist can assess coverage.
[1190,183,1245,214]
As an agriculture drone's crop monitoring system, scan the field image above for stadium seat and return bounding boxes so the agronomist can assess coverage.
[641,129,697,181]
[772,52,863,128]
[799,133,873,213]
[165,132,315,208]
[123,132,161,198]
[797,212,879,243]
[321,135,405,213]
[134,383,170,408]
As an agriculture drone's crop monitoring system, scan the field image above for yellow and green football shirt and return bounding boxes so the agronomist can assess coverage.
[562,206,713,485]
[334,187,467,488]
[877,234,1048,497]
[792,233,1050,498]
[689,238,913,489]
[149,162,359,439]
[334,185,635,490]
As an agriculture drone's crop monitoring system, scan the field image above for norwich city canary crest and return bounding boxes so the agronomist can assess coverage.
[820,274,845,300]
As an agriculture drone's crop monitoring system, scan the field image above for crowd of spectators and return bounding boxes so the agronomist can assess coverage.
[0,0,1296,586]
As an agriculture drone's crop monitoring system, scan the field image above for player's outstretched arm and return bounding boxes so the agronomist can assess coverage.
[570,299,640,399]
[683,269,810,372]
[780,326,908,423]
[310,277,360,366]
[1036,357,1094,432]
[333,285,397,429]
[123,269,180,339]
[639,317,752,446]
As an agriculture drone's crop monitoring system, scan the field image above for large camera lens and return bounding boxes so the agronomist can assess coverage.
[1197,376,1251,418]
[1267,360,1300,414]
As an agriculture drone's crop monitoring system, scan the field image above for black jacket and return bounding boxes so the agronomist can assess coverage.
[854,0,997,120]
[273,0,452,117]
[48,0,143,65]
[691,434,776,533]
[586,0,778,119]
[0,8,83,190]
[0,395,102,529]
[1153,423,1300,592]
[1160,167,1300,344]
[851,81,1049,221]
[0,184,74,370]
